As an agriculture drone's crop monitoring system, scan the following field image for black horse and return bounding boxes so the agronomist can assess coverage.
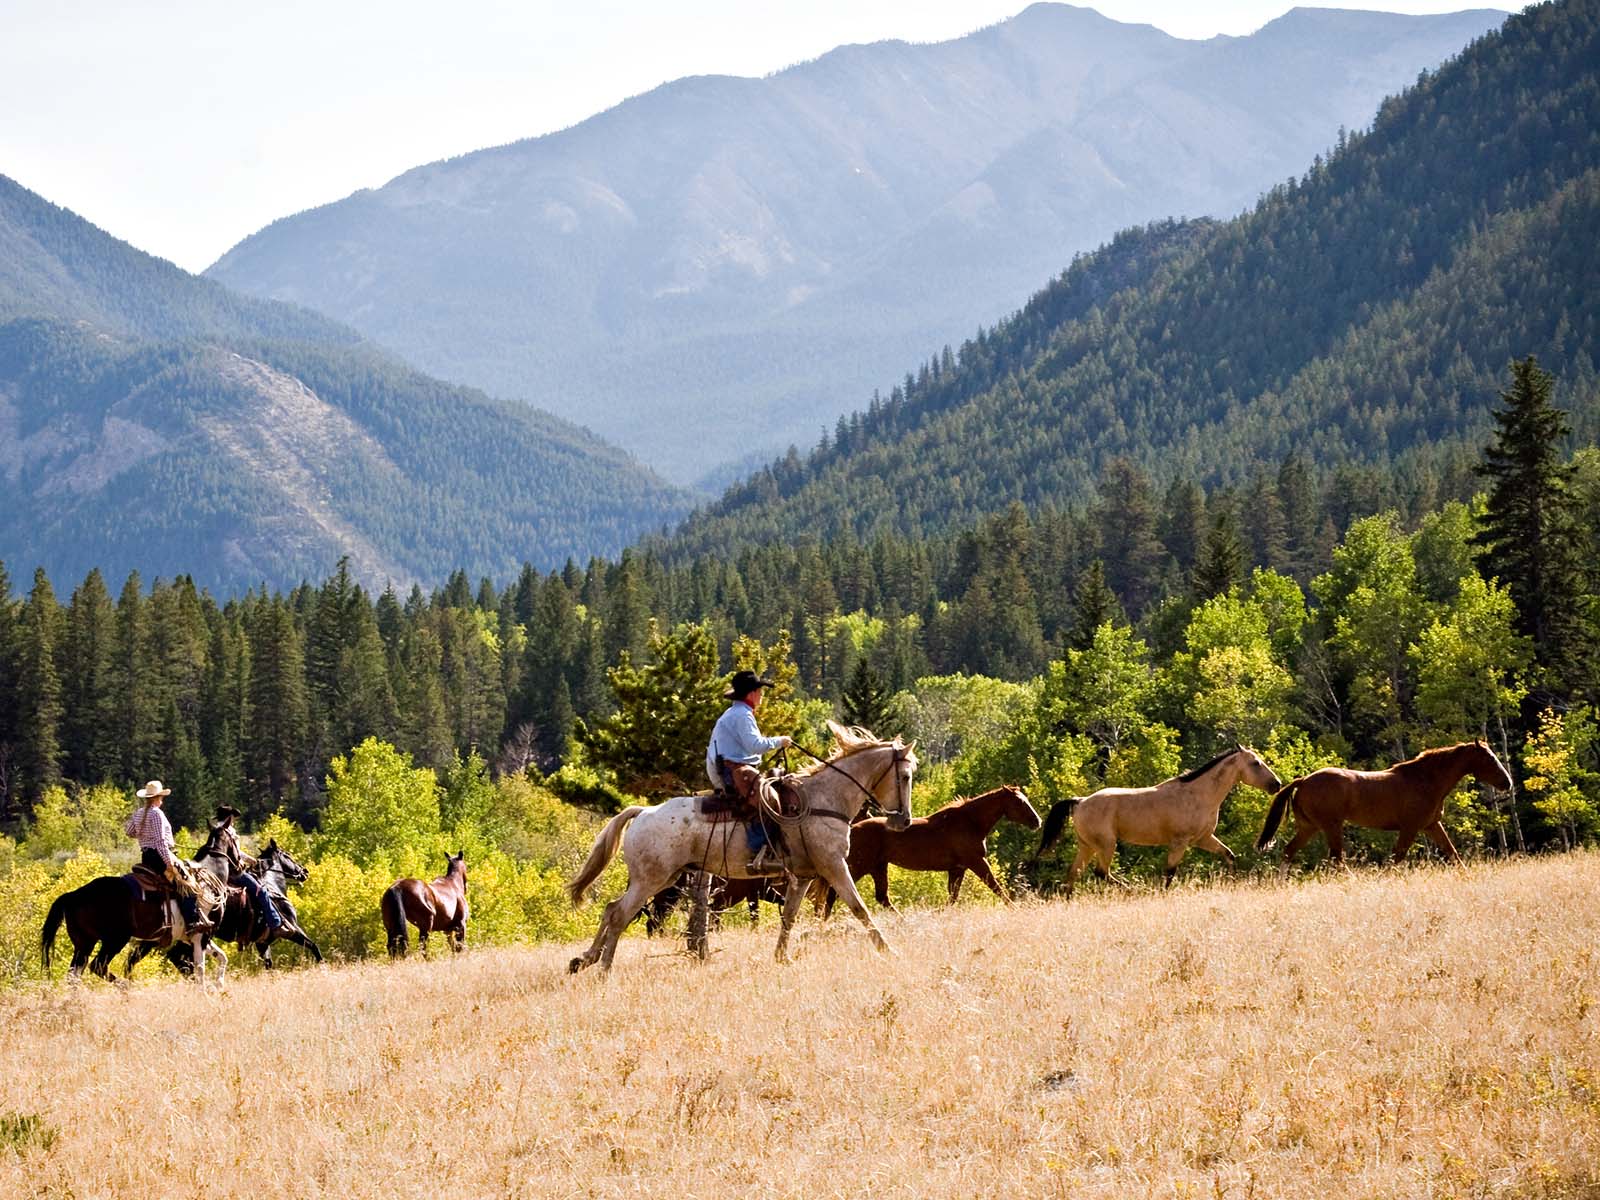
[42,861,227,984]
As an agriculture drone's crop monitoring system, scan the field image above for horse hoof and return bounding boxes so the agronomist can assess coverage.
[567,957,584,974]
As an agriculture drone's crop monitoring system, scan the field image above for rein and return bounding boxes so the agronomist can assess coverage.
[788,741,908,821]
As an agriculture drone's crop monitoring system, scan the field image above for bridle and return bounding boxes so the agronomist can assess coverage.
[786,742,913,825]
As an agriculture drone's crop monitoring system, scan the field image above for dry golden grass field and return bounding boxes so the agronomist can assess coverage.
[3,853,1598,1199]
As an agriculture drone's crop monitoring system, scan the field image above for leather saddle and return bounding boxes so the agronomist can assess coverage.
[128,864,171,901]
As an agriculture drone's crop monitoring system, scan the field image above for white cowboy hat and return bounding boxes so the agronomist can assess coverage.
[136,780,172,800]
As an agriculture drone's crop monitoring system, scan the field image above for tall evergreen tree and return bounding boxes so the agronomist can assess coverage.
[841,658,896,737]
[17,569,65,804]
[1067,560,1124,651]
[61,569,116,784]
[1193,500,1247,600]
[0,563,20,816]
[1471,357,1590,698]
[1094,458,1164,617]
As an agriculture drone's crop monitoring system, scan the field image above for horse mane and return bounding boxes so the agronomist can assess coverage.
[1390,742,1477,771]
[794,723,914,777]
[1177,747,1241,783]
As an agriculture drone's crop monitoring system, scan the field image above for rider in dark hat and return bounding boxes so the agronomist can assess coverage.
[209,804,284,941]
[706,669,792,873]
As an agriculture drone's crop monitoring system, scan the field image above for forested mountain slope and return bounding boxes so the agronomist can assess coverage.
[205,5,1502,482]
[0,176,689,590]
[664,0,1600,558]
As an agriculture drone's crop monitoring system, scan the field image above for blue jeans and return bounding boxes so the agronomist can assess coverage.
[238,873,283,929]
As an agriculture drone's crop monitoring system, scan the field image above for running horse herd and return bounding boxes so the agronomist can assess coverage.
[39,721,1513,983]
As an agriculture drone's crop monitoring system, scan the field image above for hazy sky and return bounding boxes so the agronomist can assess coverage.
[1,0,1514,273]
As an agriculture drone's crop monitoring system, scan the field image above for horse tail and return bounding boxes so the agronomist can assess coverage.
[1033,797,1081,859]
[569,806,645,905]
[380,884,408,957]
[41,891,72,971]
[1257,779,1302,850]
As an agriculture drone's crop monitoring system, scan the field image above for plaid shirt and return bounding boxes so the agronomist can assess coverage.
[125,804,176,869]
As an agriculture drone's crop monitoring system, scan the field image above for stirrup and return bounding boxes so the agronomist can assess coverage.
[748,846,782,875]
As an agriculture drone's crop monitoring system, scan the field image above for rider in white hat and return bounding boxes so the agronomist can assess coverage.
[125,781,211,933]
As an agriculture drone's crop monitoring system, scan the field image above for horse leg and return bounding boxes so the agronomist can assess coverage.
[947,869,964,904]
[1065,845,1090,898]
[570,877,656,974]
[1196,833,1237,868]
[204,941,228,989]
[1325,823,1346,868]
[814,858,891,955]
[773,875,811,964]
[1422,820,1462,865]
[965,856,1008,902]
[1164,844,1189,887]
[1391,826,1421,865]
[1278,823,1317,877]
[95,935,130,981]
[869,867,899,914]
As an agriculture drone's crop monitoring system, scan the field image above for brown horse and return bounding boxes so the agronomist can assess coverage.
[1257,740,1511,869]
[641,874,784,935]
[1035,746,1282,895]
[816,785,1041,917]
[381,852,468,958]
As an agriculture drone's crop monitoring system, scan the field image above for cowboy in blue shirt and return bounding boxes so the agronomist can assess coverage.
[707,669,791,874]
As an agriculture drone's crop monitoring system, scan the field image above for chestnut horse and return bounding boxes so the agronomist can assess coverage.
[1035,746,1282,895]
[1257,740,1511,870]
[815,785,1041,917]
[381,852,468,958]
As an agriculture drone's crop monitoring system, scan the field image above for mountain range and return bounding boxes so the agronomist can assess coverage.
[0,175,690,592]
[204,4,1505,485]
[660,0,1600,559]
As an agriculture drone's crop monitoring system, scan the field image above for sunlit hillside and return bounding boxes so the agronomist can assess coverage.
[2,853,1596,1198]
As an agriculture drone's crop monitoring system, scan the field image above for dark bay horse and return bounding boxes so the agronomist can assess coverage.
[816,785,1041,917]
[1257,740,1511,870]
[42,861,227,984]
[381,852,468,958]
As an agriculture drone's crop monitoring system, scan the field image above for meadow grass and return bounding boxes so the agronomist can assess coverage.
[2,853,1597,1198]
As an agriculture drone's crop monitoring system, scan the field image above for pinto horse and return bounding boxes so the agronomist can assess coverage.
[1257,740,1511,870]
[815,784,1041,917]
[381,852,469,958]
[1035,746,1282,894]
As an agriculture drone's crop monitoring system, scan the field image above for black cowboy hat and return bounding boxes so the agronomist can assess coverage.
[214,803,241,820]
[724,669,776,699]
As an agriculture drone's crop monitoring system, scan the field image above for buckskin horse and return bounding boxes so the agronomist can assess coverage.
[568,721,917,971]
[1257,740,1511,870]
[381,852,469,958]
[1034,745,1282,895]
[814,784,1041,917]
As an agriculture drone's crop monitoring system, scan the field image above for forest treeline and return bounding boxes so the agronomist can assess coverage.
[2,358,1597,861]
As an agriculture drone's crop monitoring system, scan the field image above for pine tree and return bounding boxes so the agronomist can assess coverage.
[1471,357,1590,699]
[1067,560,1124,651]
[109,572,155,783]
[1192,501,1247,600]
[247,598,308,811]
[62,569,117,784]
[1094,459,1165,617]
[1158,478,1206,578]
[0,563,20,816]
[17,569,65,804]
[842,658,896,737]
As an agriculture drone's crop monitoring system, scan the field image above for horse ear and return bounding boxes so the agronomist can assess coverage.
[266,838,276,851]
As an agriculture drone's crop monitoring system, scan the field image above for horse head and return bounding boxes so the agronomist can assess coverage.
[825,720,918,830]
[1236,747,1283,794]
[1466,739,1513,791]
[446,851,468,886]
[1002,785,1042,830]
[260,839,309,884]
